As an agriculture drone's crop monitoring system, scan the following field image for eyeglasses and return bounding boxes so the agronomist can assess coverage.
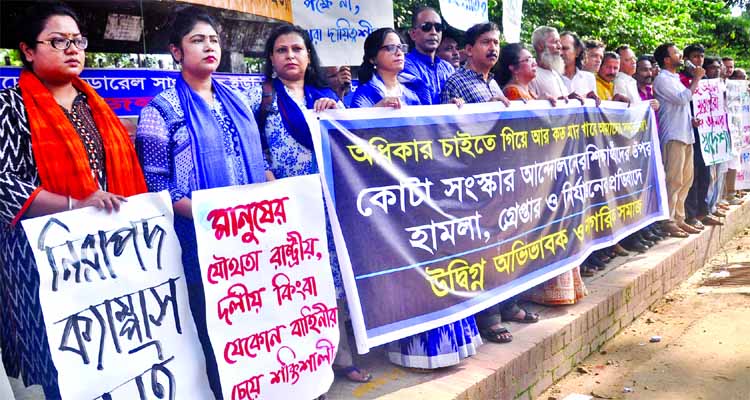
[36,37,88,51]
[517,57,536,65]
[418,22,444,33]
[380,44,409,54]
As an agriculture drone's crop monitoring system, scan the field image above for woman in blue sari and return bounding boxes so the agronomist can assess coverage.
[247,24,371,383]
[135,7,270,398]
[350,28,426,109]
[351,28,483,369]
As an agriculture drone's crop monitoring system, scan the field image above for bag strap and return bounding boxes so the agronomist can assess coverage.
[256,79,274,154]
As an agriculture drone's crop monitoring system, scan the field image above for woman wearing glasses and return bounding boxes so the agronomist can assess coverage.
[0,3,147,398]
[496,43,542,101]
[350,28,428,109]
[247,24,372,384]
[351,28,483,370]
[496,44,589,306]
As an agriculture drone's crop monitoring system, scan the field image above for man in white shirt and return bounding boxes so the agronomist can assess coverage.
[528,26,583,103]
[653,43,706,237]
[614,45,641,103]
[560,31,599,103]
[583,39,605,74]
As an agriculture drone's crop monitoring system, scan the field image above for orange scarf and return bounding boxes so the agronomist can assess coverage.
[18,70,147,199]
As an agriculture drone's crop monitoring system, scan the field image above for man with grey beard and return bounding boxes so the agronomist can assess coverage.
[528,26,583,103]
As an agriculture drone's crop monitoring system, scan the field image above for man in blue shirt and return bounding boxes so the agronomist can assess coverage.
[402,6,455,105]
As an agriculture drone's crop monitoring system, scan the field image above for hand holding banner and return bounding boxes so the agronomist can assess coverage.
[192,175,339,400]
[311,101,668,353]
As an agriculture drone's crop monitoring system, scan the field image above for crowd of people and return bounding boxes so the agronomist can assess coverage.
[0,2,747,399]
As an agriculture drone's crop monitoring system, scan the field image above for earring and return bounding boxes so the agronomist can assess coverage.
[272,70,278,79]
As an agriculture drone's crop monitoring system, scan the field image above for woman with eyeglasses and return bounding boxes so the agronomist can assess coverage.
[496,43,541,102]
[496,44,589,306]
[0,3,147,398]
[351,28,483,370]
[247,24,372,384]
[350,28,429,109]
[135,7,272,397]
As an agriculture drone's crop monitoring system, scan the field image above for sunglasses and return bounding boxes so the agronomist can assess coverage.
[380,44,409,54]
[418,22,444,33]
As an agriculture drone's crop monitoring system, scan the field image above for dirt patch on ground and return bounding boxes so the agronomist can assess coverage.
[538,228,750,400]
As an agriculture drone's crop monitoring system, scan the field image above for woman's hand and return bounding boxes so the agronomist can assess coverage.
[374,96,402,109]
[74,190,127,212]
[490,94,511,107]
[314,98,338,112]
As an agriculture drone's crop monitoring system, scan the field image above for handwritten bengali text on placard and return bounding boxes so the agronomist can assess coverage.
[694,79,734,166]
[21,191,213,399]
[439,0,489,31]
[727,80,750,189]
[292,0,393,66]
[192,175,339,400]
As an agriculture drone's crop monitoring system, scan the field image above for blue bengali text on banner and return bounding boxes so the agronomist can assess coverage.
[0,67,359,118]
[310,101,669,353]
[0,67,263,118]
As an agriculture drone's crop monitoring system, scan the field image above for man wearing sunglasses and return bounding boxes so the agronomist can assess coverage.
[402,6,455,105]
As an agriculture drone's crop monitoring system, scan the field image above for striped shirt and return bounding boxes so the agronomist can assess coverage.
[440,67,503,104]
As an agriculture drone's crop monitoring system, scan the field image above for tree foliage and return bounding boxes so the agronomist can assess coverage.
[510,0,750,66]
[393,0,750,67]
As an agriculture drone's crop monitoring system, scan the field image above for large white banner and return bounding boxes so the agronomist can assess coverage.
[21,191,212,400]
[292,0,393,67]
[727,80,750,189]
[694,79,734,166]
[502,0,524,43]
[439,0,489,31]
[192,175,339,400]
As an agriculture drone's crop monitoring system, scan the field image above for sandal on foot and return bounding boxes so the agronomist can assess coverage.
[580,265,596,277]
[663,223,688,238]
[501,303,540,323]
[479,325,513,343]
[333,365,372,383]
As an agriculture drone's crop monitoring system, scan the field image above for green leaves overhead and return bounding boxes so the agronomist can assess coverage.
[392,0,750,67]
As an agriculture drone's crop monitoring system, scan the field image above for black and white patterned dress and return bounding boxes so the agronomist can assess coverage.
[0,86,107,399]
